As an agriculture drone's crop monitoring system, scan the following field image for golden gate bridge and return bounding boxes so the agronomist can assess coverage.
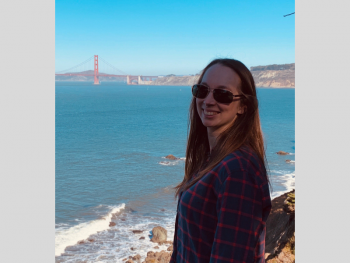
[55,55,159,85]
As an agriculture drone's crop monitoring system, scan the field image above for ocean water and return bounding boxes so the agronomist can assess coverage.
[55,82,295,262]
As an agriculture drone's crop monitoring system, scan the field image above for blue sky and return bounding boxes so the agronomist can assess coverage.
[55,0,295,75]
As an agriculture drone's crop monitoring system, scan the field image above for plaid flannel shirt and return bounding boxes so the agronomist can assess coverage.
[170,146,271,263]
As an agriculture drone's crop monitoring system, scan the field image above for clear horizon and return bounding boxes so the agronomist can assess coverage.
[55,0,295,76]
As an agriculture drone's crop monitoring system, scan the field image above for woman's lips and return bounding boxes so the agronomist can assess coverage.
[203,109,220,117]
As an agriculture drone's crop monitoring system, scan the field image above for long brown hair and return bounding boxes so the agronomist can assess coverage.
[174,58,269,199]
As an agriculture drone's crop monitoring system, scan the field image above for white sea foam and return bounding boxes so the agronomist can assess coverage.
[55,210,177,262]
[111,217,176,261]
[158,157,185,166]
[158,161,178,166]
[55,203,125,257]
[270,171,295,200]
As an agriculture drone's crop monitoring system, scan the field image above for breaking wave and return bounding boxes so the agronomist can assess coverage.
[55,203,125,256]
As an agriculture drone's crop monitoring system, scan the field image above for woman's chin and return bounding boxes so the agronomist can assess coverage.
[201,120,218,128]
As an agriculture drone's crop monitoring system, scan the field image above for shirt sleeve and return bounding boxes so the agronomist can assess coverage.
[169,213,178,263]
[209,168,265,263]
[170,195,181,263]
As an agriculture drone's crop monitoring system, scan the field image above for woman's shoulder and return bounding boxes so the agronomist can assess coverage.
[215,145,267,186]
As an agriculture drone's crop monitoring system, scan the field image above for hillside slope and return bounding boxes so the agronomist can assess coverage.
[150,63,295,88]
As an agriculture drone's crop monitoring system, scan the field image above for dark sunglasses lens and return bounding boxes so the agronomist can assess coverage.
[213,89,233,103]
[192,85,208,99]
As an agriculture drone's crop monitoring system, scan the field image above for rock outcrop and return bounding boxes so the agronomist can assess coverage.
[277,151,289,155]
[151,226,167,243]
[165,155,178,160]
[265,190,295,263]
[142,250,172,263]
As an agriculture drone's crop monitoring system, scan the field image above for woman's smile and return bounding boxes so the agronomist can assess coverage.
[203,109,220,117]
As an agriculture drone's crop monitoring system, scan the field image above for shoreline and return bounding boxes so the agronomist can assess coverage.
[55,81,295,89]
[120,188,295,263]
[55,186,295,262]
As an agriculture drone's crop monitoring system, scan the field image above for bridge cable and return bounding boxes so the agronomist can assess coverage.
[99,57,128,75]
[55,56,94,74]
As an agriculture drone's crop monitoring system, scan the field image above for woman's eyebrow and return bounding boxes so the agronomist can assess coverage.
[201,82,229,90]
[216,85,229,90]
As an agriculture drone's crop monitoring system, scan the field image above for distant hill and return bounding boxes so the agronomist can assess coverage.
[55,70,125,82]
[149,63,295,88]
[55,63,295,88]
[250,63,295,88]
[250,63,295,71]
[150,75,200,86]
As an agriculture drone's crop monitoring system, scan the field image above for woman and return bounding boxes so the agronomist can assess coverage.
[170,59,271,263]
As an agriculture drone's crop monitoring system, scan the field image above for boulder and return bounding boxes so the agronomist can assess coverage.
[157,251,172,263]
[143,249,172,263]
[109,222,116,227]
[125,260,134,263]
[167,245,173,251]
[132,230,143,234]
[139,236,145,240]
[165,154,178,160]
[276,151,289,155]
[132,254,141,261]
[151,226,167,243]
[154,246,159,249]
[147,251,155,257]
[130,247,136,251]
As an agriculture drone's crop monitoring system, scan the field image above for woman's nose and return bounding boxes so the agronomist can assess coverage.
[203,90,216,105]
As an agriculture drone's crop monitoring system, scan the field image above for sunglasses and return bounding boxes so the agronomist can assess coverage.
[192,84,244,104]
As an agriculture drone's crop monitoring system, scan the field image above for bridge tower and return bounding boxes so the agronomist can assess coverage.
[94,55,99,85]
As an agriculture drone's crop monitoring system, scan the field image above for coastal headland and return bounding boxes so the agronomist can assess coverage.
[55,63,295,88]
[150,63,295,88]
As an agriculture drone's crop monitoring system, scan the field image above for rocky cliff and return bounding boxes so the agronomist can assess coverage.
[149,63,295,88]
[265,190,295,263]
[251,63,295,88]
[150,75,200,86]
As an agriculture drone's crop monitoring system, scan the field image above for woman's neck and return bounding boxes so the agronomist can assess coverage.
[207,128,223,152]
[207,115,238,152]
